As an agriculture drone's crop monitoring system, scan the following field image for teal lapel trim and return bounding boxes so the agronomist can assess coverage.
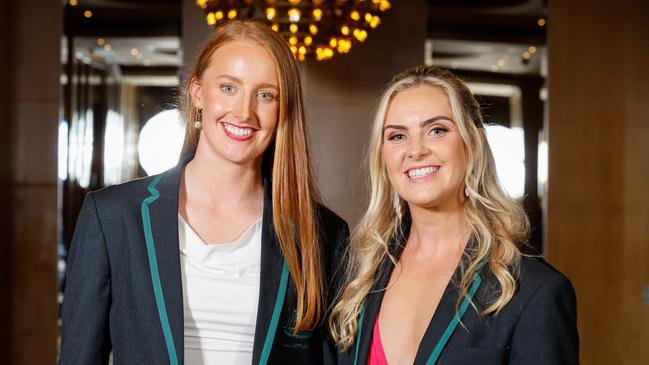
[258,259,289,365]
[352,305,366,365]
[426,272,483,365]
[141,174,178,365]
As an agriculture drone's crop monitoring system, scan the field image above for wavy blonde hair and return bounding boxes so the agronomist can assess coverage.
[329,66,529,350]
[179,20,324,332]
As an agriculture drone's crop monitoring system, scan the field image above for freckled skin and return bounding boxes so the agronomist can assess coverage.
[189,41,280,167]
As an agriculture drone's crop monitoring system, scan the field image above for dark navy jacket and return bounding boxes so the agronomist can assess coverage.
[59,159,349,365]
[330,239,579,365]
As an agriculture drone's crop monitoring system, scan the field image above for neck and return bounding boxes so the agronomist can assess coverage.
[183,146,265,209]
[405,204,469,257]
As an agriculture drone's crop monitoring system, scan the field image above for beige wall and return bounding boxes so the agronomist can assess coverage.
[0,0,61,363]
[182,0,212,76]
[547,0,649,363]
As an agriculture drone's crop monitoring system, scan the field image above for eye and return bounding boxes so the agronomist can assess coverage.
[220,83,236,94]
[387,133,406,142]
[428,126,449,137]
[257,90,276,102]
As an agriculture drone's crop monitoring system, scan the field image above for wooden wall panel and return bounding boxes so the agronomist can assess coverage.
[547,0,649,363]
[0,0,16,359]
[2,0,61,363]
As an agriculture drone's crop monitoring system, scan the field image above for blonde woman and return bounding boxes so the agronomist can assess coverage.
[60,21,348,365]
[329,66,578,364]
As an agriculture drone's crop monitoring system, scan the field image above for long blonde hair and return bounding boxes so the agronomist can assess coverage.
[179,20,324,332]
[329,66,529,350]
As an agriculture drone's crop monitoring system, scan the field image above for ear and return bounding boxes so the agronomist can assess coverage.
[189,76,203,109]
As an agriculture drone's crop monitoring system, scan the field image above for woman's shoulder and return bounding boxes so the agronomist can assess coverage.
[88,173,166,213]
[314,204,350,251]
[315,204,349,234]
[91,174,160,200]
[90,159,184,206]
[514,256,576,308]
[314,205,349,272]
[518,256,572,288]
[500,256,579,361]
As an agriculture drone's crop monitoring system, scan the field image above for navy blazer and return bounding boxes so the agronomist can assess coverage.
[331,241,579,364]
[59,158,349,365]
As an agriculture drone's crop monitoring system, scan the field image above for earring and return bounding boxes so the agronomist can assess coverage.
[465,186,477,204]
[392,190,402,220]
[193,108,203,130]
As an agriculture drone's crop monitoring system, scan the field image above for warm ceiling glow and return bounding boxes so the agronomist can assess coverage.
[198,0,391,61]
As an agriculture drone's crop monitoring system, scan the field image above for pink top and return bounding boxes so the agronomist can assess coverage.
[367,318,389,365]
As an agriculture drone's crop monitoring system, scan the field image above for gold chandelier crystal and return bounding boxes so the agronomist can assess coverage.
[195,0,392,61]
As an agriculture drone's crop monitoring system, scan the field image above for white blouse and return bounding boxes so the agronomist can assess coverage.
[178,215,262,365]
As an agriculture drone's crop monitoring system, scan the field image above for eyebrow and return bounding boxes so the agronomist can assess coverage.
[383,115,454,131]
[216,74,279,90]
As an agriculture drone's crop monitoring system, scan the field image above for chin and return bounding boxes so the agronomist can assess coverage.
[401,192,454,210]
[209,143,259,164]
[404,198,438,210]
[224,152,263,166]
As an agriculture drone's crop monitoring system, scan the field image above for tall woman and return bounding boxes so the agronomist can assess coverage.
[60,20,348,365]
[329,66,578,364]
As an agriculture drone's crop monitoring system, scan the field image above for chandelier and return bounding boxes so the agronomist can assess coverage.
[195,0,392,61]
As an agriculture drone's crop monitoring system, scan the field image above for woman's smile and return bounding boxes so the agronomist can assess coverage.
[405,165,441,182]
[221,122,257,141]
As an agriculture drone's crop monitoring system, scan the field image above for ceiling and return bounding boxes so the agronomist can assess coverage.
[430,39,545,75]
[63,0,547,79]
[74,36,181,68]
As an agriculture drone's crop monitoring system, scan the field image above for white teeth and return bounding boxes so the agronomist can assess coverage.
[224,124,253,137]
[407,166,439,179]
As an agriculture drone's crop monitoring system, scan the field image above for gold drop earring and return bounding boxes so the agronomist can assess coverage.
[193,108,203,129]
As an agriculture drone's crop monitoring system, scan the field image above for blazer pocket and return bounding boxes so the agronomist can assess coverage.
[438,346,510,365]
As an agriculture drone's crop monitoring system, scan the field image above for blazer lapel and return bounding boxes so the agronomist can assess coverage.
[413,239,484,365]
[141,161,186,365]
[250,175,287,365]
[353,258,393,365]
[352,219,411,365]
[412,272,462,365]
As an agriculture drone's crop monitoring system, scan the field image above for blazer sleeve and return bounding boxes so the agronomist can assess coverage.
[59,193,112,365]
[508,273,579,365]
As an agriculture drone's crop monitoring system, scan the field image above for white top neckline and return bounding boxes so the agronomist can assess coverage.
[178,215,262,276]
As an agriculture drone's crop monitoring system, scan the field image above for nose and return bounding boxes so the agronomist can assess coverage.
[233,93,253,122]
[406,136,430,160]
